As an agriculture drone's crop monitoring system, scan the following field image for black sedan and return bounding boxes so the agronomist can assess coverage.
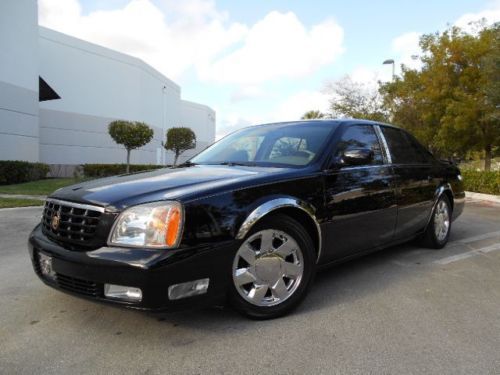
[29,119,464,319]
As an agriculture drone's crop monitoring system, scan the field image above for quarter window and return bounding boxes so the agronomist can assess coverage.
[335,125,384,165]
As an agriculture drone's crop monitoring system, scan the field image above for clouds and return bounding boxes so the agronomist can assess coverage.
[38,0,344,86]
[198,11,344,84]
[455,0,500,30]
[39,0,248,80]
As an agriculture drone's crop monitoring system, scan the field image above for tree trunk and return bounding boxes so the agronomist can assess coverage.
[173,152,179,166]
[126,149,131,173]
[484,143,492,171]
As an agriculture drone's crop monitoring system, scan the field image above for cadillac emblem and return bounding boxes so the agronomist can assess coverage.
[51,211,61,231]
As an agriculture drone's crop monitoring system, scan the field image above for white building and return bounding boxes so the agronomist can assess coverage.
[0,0,215,172]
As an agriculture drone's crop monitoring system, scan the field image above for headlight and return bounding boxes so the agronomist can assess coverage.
[108,201,183,249]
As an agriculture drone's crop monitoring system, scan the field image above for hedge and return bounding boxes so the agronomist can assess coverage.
[462,170,500,195]
[83,164,166,178]
[0,161,50,185]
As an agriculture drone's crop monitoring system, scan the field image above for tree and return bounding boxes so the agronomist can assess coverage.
[301,110,326,119]
[108,120,154,173]
[380,22,500,169]
[325,75,389,122]
[164,127,196,166]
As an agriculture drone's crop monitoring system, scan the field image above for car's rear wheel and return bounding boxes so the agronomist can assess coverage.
[229,214,316,319]
[422,195,452,249]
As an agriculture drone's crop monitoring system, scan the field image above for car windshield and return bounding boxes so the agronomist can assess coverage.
[190,122,336,168]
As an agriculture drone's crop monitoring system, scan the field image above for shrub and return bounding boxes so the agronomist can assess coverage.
[0,161,50,185]
[83,164,165,178]
[462,170,500,195]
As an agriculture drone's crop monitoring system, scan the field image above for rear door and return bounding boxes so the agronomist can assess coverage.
[322,124,397,261]
[380,126,436,240]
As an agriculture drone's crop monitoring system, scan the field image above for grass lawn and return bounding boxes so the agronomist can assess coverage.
[0,198,44,208]
[0,178,82,196]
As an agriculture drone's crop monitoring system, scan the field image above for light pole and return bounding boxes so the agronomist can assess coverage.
[383,59,395,81]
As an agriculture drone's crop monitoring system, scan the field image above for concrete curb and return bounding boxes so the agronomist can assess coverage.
[0,206,44,211]
[0,194,47,200]
[465,191,500,204]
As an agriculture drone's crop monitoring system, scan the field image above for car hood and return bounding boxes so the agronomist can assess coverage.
[50,165,300,211]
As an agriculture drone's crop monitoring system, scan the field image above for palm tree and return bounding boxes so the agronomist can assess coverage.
[301,110,326,119]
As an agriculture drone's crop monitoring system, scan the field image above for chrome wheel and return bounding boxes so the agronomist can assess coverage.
[434,200,450,242]
[232,229,304,307]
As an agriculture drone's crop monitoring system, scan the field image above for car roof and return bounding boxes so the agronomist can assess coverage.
[253,118,401,129]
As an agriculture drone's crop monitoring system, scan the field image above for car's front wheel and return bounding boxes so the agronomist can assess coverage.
[229,214,316,319]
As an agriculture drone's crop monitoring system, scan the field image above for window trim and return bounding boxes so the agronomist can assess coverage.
[374,125,392,164]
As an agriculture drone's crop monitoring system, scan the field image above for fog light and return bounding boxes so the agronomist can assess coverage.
[104,284,142,302]
[168,278,209,300]
[39,253,56,281]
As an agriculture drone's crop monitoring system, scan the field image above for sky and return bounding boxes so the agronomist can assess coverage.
[38,0,500,138]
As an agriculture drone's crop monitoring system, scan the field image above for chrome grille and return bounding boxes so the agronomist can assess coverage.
[42,199,103,245]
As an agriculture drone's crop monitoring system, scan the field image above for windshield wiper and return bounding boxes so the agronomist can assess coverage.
[176,161,197,168]
[217,162,257,167]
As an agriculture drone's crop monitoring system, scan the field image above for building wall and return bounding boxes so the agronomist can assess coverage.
[0,0,39,162]
[0,6,215,168]
[38,27,181,166]
[179,100,216,162]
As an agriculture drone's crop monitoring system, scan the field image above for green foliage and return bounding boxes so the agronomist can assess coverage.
[83,164,164,178]
[108,120,154,172]
[0,178,81,195]
[0,161,50,185]
[326,75,389,122]
[380,22,500,169]
[0,198,44,208]
[301,110,326,119]
[164,127,196,165]
[462,170,500,195]
[108,121,154,150]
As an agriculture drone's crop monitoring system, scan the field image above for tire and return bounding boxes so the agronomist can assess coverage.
[422,195,452,249]
[229,214,316,319]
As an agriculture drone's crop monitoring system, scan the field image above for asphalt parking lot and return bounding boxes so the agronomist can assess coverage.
[0,201,499,374]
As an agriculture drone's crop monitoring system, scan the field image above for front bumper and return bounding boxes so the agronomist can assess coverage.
[28,224,238,311]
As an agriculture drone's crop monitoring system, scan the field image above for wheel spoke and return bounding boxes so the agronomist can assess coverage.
[259,231,274,251]
[283,261,301,278]
[248,284,268,303]
[239,245,256,265]
[234,268,256,286]
[274,239,295,258]
[271,278,288,299]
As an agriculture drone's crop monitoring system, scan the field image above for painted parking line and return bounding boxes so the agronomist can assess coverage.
[434,243,500,265]
[450,230,500,244]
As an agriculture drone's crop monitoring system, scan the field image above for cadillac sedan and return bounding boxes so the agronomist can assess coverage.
[29,119,464,319]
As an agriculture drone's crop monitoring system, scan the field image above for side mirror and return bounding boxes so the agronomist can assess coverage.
[340,148,373,166]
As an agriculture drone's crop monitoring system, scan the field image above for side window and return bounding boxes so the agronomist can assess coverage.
[381,127,433,164]
[335,125,384,165]
[405,133,434,164]
[381,127,422,164]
